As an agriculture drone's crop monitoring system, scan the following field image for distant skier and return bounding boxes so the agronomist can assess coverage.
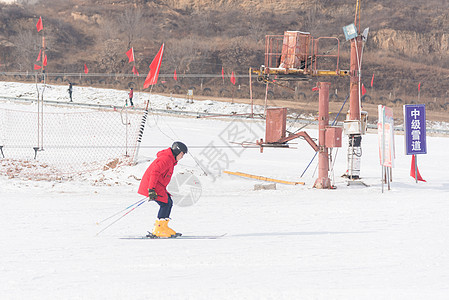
[138,141,188,238]
[68,83,73,102]
[128,87,134,107]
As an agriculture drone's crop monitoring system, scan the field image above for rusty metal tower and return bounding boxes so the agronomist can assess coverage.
[251,1,369,188]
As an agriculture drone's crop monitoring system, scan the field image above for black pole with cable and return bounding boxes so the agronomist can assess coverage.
[300,94,349,178]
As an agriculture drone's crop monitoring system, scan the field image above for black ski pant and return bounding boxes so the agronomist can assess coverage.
[156,194,173,219]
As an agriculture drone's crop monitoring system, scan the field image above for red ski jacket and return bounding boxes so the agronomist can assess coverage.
[138,148,177,203]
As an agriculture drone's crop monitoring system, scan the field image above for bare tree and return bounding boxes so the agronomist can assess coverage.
[11,30,39,71]
[118,8,144,49]
[99,17,118,42]
[164,38,199,74]
[218,37,261,73]
[248,18,267,44]
[98,39,126,73]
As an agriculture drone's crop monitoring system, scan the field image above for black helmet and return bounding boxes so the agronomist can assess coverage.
[171,141,188,157]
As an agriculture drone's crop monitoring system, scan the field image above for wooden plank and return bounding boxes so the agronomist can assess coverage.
[223,170,305,185]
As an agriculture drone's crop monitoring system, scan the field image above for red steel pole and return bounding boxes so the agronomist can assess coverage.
[314,82,331,189]
[346,35,364,180]
[349,36,363,121]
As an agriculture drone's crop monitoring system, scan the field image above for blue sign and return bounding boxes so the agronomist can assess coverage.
[404,104,427,155]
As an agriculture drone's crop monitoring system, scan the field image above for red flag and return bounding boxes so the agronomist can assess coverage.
[84,63,89,74]
[410,155,426,182]
[36,17,43,32]
[371,73,374,87]
[43,55,47,67]
[34,64,41,70]
[418,82,421,92]
[312,86,319,91]
[132,65,139,76]
[36,49,42,62]
[174,69,177,81]
[126,48,134,63]
[361,83,367,96]
[143,44,164,89]
[221,67,224,80]
[230,71,236,85]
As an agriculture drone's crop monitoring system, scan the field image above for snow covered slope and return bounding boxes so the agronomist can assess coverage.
[1,82,448,299]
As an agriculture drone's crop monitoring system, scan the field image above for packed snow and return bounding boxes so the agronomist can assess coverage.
[1,81,449,299]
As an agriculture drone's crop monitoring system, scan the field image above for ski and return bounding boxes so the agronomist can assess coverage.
[120,233,226,240]
[145,232,183,239]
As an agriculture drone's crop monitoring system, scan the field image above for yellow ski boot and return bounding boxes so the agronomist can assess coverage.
[149,219,172,238]
[162,219,181,237]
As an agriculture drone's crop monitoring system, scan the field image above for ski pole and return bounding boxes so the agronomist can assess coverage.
[96,199,147,236]
[96,197,148,225]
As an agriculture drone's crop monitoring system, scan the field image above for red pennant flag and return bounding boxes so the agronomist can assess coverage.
[418,82,421,92]
[221,67,224,80]
[371,73,374,87]
[230,71,236,85]
[84,63,89,74]
[174,69,177,81]
[43,55,47,67]
[312,86,319,91]
[36,49,42,62]
[361,83,367,96]
[34,64,41,70]
[410,155,426,182]
[143,44,164,89]
[132,65,139,76]
[126,48,134,63]
[36,17,43,32]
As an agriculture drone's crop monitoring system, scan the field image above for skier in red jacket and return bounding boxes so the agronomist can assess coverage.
[138,141,188,238]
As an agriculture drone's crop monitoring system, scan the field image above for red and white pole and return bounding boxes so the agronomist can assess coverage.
[314,82,331,189]
[346,35,364,179]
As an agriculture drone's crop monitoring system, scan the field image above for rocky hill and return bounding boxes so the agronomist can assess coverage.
[1,0,449,111]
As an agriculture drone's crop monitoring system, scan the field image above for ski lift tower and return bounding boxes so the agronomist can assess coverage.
[252,31,348,189]
[251,1,368,188]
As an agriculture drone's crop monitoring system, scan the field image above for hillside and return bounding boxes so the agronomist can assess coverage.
[1,0,449,113]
